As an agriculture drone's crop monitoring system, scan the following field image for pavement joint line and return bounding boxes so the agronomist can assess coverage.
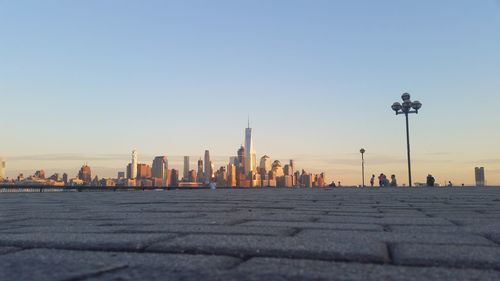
[141,246,392,266]
[60,265,129,281]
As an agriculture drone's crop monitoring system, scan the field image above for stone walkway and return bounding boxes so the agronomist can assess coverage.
[0,188,499,280]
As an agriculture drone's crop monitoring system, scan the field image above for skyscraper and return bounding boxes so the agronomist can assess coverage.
[152,156,168,185]
[475,167,485,187]
[0,158,5,179]
[183,156,190,181]
[137,164,151,179]
[197,159,204,183]
[78,164,92,184]
[259,155,271,175]
[244,121,256,176]
[204,150,212,181]
[131,150,138,179]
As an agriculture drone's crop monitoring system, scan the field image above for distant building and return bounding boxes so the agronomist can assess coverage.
[117,172,125,179]
[34,170,45,179]
[204,150,212,181]
[197,159,204,183]
[170,169,179,187]
[237,145,245,173]
[227,163,237,187]
[475,167,485,187]
[78,164,92,184]
[131,150,138,179]
[244,121,256,176]
[126,163,132,179]
[188,170,197,183]
[183,156,190,181]
[152,156,168,185]
[272,160,284,177]
[137,164,151,179]
[62,173,68,185]
[0,158,5,179]
[259,155,271,175]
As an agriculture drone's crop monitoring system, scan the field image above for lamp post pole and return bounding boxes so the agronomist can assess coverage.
[360,148,365,187]
[391,93,422,187]
[405,113,412,188]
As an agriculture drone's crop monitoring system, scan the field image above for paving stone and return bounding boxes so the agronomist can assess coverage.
[296,229,495,246]
[239,221,383,231]
[146,234,389,262]
[0,248,240,281]
[0,247,20,255]
[120,224,295,236]
[392,243,500,269]
[318,216,454,226]
[234,257,500,281]
[0,233,176,251]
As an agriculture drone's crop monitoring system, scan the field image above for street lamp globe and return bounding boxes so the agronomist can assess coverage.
[391,102,402,112]
[402,92,411,101]
[412,100,422,110]
[402,100,412,111]
[360,148,365,154]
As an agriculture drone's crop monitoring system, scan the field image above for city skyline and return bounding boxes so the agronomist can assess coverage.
[0,120,496,186]
[1,1,500,185]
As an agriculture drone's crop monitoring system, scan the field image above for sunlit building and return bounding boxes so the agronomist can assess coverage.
[0,158,5,179]
[78,164,92,184]
[131,150,138,179]
[152,156,168,185]
[244,122,256,176]
[137,164,151,179]
[259,155,271,175]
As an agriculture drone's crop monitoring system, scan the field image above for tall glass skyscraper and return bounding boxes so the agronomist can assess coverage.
[152,156,168,184]
[204,150,212,181]
[245,121,256,176]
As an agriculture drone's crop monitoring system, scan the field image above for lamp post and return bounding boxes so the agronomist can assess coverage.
[360,148,366,187]
[391,93,422,187]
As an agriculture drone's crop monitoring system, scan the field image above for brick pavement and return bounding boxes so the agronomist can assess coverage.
[0,188,499,280]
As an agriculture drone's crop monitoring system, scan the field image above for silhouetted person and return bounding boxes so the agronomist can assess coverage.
[426,174,435,187]
[378,174,384,187]
[390,175,398,187]
[370,175,375,187]
[448,181,453,187]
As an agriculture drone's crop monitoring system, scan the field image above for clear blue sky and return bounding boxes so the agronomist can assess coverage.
[1,0,500,185]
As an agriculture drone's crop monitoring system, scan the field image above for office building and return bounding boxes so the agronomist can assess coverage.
[197,159,204,183]
[137,164,151,179]
[204,150,212,181]
[475,167,485,187]
[78,164,92,184]
[131,150,138,179]
[244,121,256,176]
[0,158,5,179]
[152,156,168,184]
[259,155,271,175]
[183,156,190,181]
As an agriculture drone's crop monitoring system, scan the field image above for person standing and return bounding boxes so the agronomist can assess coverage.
[390,175,398,187]
[370,175,375,187]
